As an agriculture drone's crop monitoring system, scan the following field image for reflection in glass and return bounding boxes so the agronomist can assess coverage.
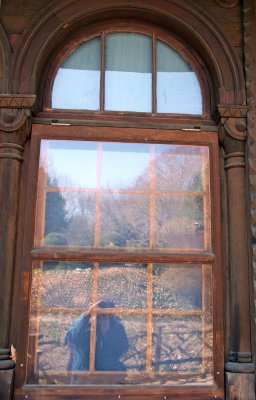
[157,40,202,114]
[43,192,96,247]
[27,262,213,385]
[98,264,148,309]
[100,195,150,247]
[47,140,98,189]
[154,145,206,192]
[52,37,101,110]
[155,196,204,249]
[105,33,152,112]
[101,143,150,190]
[35,140,211,251]
[152,316,203,372]
[153,265,202,310]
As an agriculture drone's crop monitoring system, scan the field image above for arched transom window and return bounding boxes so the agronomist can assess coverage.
[52,33,202,115]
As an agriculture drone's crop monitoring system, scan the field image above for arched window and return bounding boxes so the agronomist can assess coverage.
[51,32,202,115]
[23,24,222,399]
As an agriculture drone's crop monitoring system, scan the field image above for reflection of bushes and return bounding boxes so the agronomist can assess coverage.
[44,232,68,246]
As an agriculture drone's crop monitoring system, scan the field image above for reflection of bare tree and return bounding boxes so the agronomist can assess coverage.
[44,145,208,249]
[101,195,150,247]
[64,192,96,246]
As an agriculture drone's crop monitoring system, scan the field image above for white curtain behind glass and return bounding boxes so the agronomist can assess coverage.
[156,41,202,114]
[52,37,101,110]
[105,33,152,112]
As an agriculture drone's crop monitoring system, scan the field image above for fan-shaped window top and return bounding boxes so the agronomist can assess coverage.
[52,33,202,115]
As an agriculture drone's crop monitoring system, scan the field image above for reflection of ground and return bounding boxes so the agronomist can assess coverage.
[28,267,213,385]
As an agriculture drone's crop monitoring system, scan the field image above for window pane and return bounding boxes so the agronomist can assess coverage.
[34,141,211,251]
[105,33,152,112]
[27,262,213,385]
[52,37,101,110]
[157,40,202,114]
[100,194,150,248]
[155,196,204,249]
[153,264,202,310]
[98,264,148,309]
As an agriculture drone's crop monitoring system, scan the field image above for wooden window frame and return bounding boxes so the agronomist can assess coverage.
[15,123,224,400]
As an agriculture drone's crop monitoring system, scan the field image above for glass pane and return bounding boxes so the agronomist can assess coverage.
[153,264,202,310]
[101,143,150,190]
[35,141,211,251]
[157,40,202,114]
[47,141,98,189]
[95,315,147,372]
[152,316,204,372]
[42,192,96,247]
[155,196,204,249]
[98,264,148,309]
[27,262,213,385]
[105,33,152,112]
[52,37,101,110]
[100,194,150,248]
[155,145,207,192]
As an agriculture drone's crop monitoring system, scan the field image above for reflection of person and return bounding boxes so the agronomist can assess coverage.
[65,300,129,372]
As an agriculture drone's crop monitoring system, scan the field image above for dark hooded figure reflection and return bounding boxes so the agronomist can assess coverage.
[65,300,129,372]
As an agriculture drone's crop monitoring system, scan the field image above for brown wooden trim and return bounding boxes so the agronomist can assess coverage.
[15,386,224,400]
[30,249,215,263]
[31,124,218,144]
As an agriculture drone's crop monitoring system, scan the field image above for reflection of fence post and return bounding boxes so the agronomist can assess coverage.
[154,326,163,371]
[201,264,212,375]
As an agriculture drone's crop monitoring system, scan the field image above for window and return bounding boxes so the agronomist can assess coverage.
[22,26,222,399]
[51,32,203,114]
[25,126,221,392]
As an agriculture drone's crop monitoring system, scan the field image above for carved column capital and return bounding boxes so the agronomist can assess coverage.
[215,0,239,8]
[214,105,247,154]
[0,94,38,146]
[0,349,15,370]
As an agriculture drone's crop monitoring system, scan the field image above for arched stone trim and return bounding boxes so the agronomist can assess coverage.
[12,0,245,110]
[0,23,11,93]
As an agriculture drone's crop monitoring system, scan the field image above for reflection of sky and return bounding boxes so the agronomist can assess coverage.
[45,141,151,190]
[43,141,206,191]
[101,144,150,189]
[48,147,98,188]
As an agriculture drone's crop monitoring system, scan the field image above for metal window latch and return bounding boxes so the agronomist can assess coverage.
[51,120,71,126]
[181,127,202,131]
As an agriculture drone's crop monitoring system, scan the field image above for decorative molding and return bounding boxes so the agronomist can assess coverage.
[228,351,253,364]
[0,24,11,92]
[223,117,247,141]
[0,95,38,145]
[0,349,15,371]
[243,0,256,366]
[215,104,247,120]
[225,362,255,374]
[215,105,247,148]
[215,0,239,8]
[0,108,31,133]
[0,94,38,111]
[12,0,245,105]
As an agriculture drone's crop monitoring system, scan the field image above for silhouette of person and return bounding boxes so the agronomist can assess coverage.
[65,300,129,372]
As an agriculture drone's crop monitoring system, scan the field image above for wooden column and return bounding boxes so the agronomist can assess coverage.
[216,106,255,399]
[0,95,37,399]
